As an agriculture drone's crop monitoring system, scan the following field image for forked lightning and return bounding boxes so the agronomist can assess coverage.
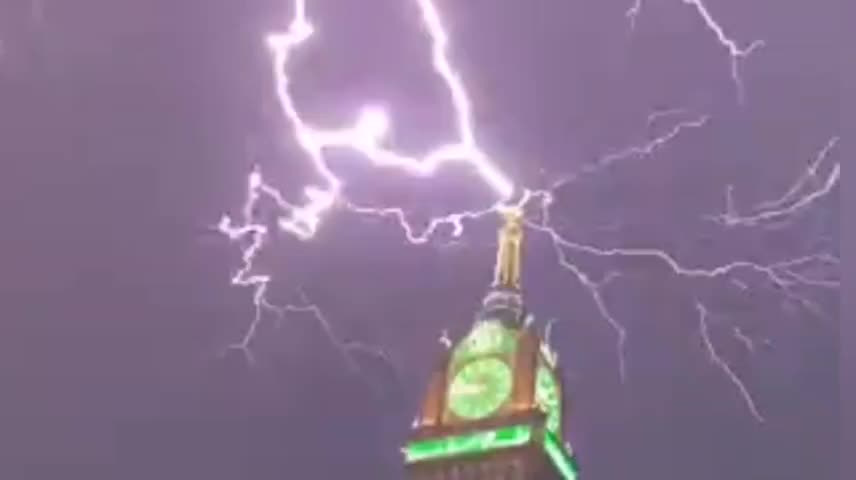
[219,0,840,422]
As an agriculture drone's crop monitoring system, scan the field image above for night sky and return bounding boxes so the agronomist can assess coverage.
[0,1,843,479]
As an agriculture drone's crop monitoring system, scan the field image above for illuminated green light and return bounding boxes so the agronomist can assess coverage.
[448,357,513,420]
[406,425,580,479]
[543,430,579,480]
[535,363,561,434]
[451,321,517,365]
[405,424,532,463]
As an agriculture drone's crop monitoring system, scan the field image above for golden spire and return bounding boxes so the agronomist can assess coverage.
[492,207,524,291]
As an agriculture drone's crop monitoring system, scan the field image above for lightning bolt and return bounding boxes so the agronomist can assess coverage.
[228,0,514,241]
[625,0,765,104]
[696,303,764,422]
[218,0,517,369]
[732,326,763,354]
[218,0,839,421]
[708,137,841,228]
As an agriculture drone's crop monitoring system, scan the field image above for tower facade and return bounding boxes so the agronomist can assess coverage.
[403,209,580,480]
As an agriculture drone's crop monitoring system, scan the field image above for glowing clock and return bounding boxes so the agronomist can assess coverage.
[448,357,513,420]
[535,364,561,434]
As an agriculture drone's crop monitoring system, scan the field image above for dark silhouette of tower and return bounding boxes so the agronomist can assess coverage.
[403,208,580,479]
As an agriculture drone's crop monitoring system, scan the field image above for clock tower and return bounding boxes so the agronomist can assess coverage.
[403,208,580,480]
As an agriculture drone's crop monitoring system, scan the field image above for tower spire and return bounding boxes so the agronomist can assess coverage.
[405,208,581,480]
[492,207,524,291]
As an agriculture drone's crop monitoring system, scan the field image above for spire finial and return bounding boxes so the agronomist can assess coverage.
[492,207,524,291]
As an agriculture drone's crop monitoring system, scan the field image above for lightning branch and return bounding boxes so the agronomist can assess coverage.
[218,0,840,422]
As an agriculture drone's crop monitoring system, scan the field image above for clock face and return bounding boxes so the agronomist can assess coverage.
[535,364,561,434]
[448,357,513,420]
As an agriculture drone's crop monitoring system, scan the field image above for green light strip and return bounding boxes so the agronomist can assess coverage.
[405,424,532,463]
[543,431,579,480]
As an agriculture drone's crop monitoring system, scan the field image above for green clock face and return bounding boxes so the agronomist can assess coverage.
[535,364,561,434]
[448,357,513,420]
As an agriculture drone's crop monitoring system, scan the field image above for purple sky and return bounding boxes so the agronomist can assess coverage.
[0,0,843,479]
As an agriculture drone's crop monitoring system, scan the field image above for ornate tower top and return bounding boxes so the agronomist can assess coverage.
[492,207,524,292]
[480,207,526,329]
